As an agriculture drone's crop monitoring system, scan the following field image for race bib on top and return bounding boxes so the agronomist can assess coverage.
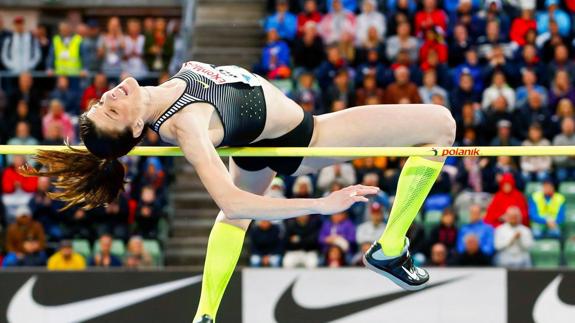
[181,61,261,87]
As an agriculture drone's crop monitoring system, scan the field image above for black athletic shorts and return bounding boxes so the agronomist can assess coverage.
[232,110,315,175]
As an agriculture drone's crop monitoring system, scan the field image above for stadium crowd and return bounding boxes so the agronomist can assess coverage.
[247,0,575,268]
[0,14,179,269]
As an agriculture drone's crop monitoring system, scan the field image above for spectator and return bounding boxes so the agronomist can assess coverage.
[517,91,553,139]
[476,19,511,63]
[414,0,447,36]
[41,124,64,145]
[89,234,123,267]
[510,9,536,46]
[283,214,321,268]
[134,186,162,239]
[30,176,62,240]
[7,72,41,119]
[455,102,486,145]
[42,99,75,143]
[448,24,471,68]
[349,172,390,223]
[0,16,10,70]
[537,19,565,63]
[326,0,357,12]
[123,18,148,78]
[419,27,448,66]
[290,72,322,114]
[1,16,40,73]
[553,117,575,181]
[47,240,86,271]
[47,21,85,76]
[2,236,47,267]
[355,0,386,47]
[549,70,575,113]
[5,205,45,253]
[355,72,385,105]
[490,120,519,146]
[49,76,79,114]
[536,0,571,38]
[551,99,575,137]
[385,22,419,63]
[144,18,174,72]
[317,163,356,193]
[520,123,552,181]
[293,21,325,72]
[452,48,483,94]
[355,48,385,86]
[515,68,548,110]
[426,242,448,266]
[482,70,516,113]
[326,68,355,108]
[316,45,350,91]
[485,173,529,228]
[384,65,421,104]
[266,177,286,199]
[81,73,109,111]
[516,44,546,85]
[449,71,480,119]
[92,194,130,241]
[258,29,291,79]
[457,204,494,256]
[319,211,356,260]
[356,202,386,244]
[124,236,154,268]
[2,156,38,222]
[455,234,491,266]
[97,16,124,76]
[264,0,297,41]
[494,206,534,268]
[419,69,448,105]
[529,178,565,240]
[5,100,42,142]
[297,0,322,36]
[62,207,93,241]
[249,220,283,267]
[428,208,458,255]
[7,121,39,164]
[78,20,101,72]
[325,245,347,267]
[318,0,356,45]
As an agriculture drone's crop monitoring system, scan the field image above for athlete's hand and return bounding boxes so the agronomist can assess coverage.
[317,185,380,215]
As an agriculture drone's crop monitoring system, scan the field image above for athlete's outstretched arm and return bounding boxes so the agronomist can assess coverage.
[174,116,378,220]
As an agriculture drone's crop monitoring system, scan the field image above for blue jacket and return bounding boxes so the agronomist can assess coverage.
[457,221,494,256]
[536,10,571,37]
[264,12,297,40]
[261,40,291,71]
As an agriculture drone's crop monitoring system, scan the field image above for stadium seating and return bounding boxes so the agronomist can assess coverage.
[144,240,163,266]
[423,210,443,236]
[524,182,542,196]
[72,239,92,261]
[564,239,575,268]
[530,239,561,268]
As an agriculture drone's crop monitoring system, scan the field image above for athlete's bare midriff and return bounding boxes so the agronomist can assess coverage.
[154,73,307,147]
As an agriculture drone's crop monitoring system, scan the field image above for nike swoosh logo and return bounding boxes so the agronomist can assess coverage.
[7,275,202,323]
[193,79,210,89]
[533,275,575,323]
[274,276,462,323]
[402,266,418,280]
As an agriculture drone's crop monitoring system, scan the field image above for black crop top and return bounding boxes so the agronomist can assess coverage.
[149,61,267,147]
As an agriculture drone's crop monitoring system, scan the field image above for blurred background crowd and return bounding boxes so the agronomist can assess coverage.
[0,0,575,270]
[248,0,575,269]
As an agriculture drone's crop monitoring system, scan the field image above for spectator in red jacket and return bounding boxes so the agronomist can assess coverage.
[80,73,109,112]
[297,0,322,37]
[414,0,447,37]
[419,27,448,66]
[485,173,529,228]
[510,9,536,46]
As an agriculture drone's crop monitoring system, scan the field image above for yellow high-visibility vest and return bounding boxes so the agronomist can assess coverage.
[53,34,82,75]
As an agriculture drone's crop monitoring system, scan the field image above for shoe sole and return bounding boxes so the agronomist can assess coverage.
[362,256,429,292]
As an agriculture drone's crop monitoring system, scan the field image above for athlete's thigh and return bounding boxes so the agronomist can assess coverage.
[294,104,453,174]
[215,158,277,229]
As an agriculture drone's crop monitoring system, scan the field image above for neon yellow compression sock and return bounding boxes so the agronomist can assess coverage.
[378,156,444,256]
[194,222,245,321]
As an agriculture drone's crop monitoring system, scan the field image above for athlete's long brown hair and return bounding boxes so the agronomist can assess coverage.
[21,113,145,210]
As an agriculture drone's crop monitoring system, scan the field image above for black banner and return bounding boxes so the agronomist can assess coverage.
[508,270,575,323]
[0,271,241,323]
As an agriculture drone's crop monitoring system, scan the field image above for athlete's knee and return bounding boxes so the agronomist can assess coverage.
[429,105,456,146]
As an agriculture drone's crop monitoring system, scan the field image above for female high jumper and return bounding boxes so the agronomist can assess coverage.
[28,61,455,323]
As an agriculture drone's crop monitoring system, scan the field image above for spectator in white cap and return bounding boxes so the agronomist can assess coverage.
[355,0,386,47]
[1,16,41,73]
